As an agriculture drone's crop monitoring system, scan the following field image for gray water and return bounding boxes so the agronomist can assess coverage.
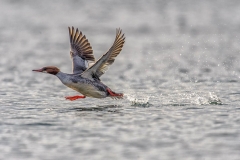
[0,0,240,160]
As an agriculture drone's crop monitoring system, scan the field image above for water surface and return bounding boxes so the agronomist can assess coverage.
[0,0,240,160]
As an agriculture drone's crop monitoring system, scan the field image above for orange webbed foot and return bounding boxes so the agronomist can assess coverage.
[65,95,86,101]
[107,88,123,99]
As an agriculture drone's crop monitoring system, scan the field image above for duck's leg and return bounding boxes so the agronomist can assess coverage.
[107,88,123,99]
[65,95,86,101]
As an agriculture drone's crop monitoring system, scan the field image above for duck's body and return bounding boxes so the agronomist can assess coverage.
[56,72,108,98]
[33,27,125,101]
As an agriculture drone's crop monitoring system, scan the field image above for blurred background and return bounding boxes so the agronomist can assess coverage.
[0,0,240,160]
[1,0,240,81]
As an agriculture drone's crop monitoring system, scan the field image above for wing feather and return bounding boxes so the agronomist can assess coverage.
[81,28,125,80]
[68,26,95,74]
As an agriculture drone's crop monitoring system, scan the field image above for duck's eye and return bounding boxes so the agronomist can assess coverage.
[43,67,47,71]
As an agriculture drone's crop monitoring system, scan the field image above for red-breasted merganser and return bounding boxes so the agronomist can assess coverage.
[33,27,125,101]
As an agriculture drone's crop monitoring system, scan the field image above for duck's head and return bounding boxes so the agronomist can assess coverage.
[32,66,60,75]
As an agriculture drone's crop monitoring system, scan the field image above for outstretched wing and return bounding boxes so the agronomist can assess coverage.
[81,28,125,80]
[69,26,95,74]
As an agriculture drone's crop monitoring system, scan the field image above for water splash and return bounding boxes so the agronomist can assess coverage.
[194,92,222,105]
[159,91,223,106]
[125,94,151,107]
[208,92,223,105]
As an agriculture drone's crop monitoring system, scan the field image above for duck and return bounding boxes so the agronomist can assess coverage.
[33,27,125,101]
